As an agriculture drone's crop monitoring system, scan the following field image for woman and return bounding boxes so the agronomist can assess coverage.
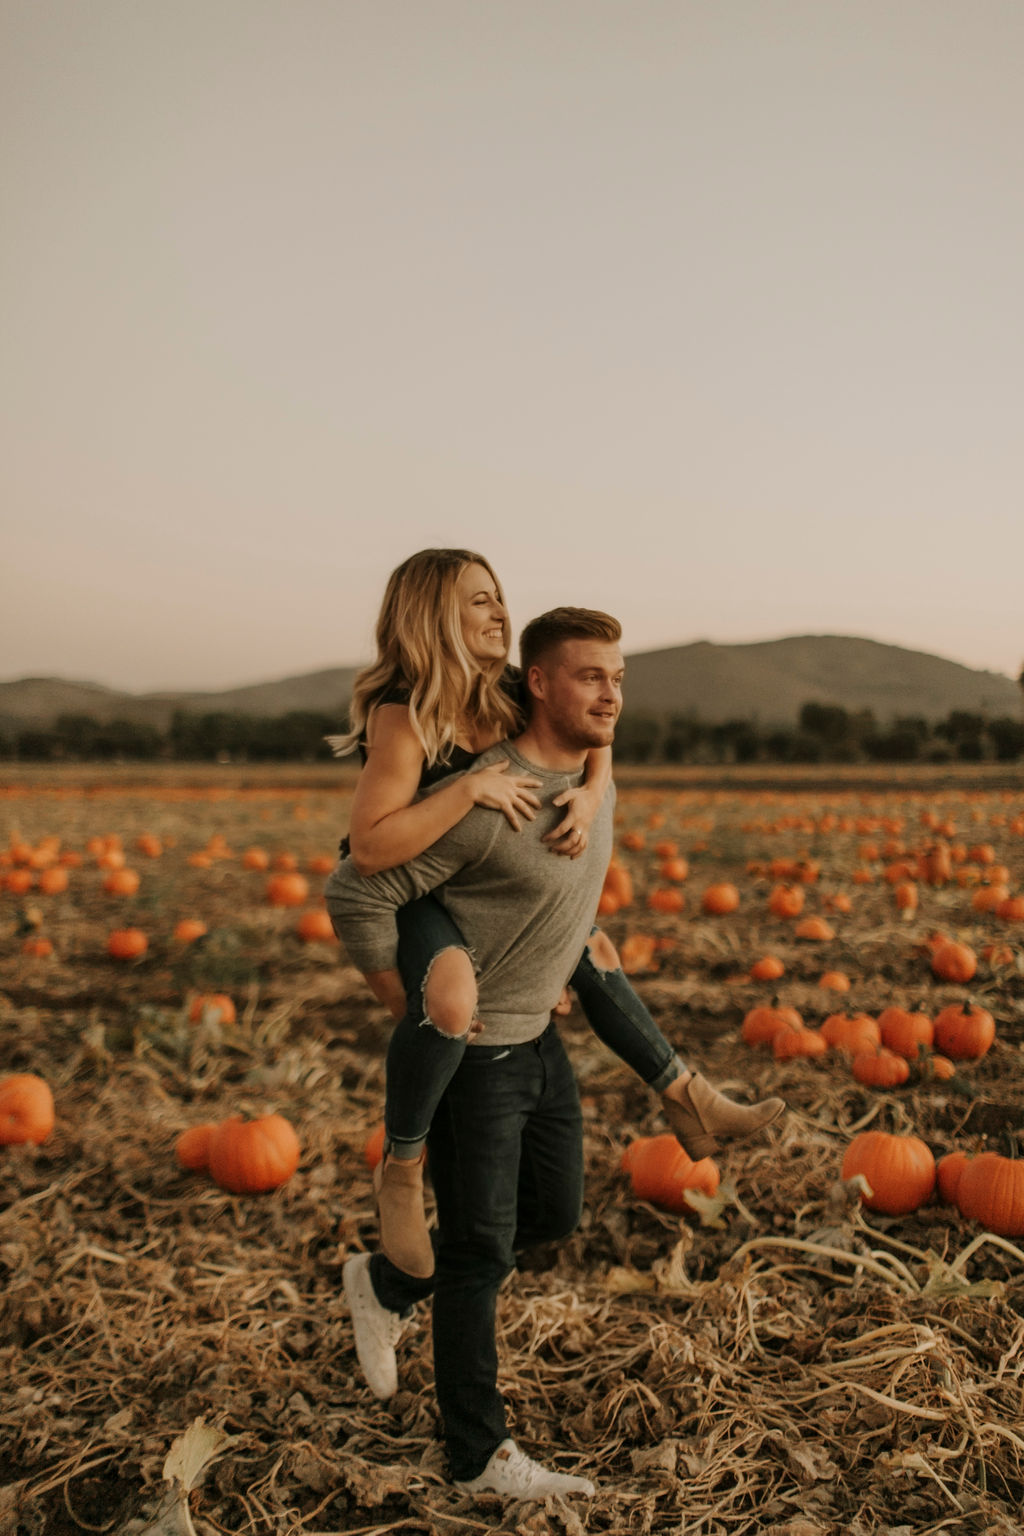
[327,549,783,1278]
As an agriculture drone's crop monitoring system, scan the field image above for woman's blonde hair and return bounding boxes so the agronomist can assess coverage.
[327,549,523,765]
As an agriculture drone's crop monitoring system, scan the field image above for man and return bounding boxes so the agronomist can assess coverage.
[326,608,782,1499]
[326,607,624,1500]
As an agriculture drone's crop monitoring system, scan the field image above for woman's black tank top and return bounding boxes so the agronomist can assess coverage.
[337,668,525,855]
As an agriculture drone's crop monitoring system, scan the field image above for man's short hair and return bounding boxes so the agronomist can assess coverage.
[519,607,622,673]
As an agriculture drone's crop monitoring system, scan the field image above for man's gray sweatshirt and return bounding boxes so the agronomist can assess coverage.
[324,740,615,1046]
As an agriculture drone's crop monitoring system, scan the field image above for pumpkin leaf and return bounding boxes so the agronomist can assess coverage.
[681,1184,730,1227]
[602,1264,655,1294]
[163,1416,234,1492]
[652,1231,702,1295]
[133,1491,195,1536]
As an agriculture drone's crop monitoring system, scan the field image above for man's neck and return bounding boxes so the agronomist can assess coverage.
[511,725,587,774]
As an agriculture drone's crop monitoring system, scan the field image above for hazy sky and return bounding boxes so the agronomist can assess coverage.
[3,1,1022,693]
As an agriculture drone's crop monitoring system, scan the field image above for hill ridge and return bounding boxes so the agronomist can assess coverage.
[1,635,1019,734]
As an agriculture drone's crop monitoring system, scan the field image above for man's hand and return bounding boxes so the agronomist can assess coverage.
[544,784,599,858]
[363,968,407,1022]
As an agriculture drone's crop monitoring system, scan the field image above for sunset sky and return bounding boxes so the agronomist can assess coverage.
[3,1,1022,694]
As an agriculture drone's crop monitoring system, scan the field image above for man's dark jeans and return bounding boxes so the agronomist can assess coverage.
[370,1022,584,1480]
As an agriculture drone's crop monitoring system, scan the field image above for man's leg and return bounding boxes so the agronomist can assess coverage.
[343,1249,433,1400]
[426,1039,529,1480]
[513,1024,585,1250]
[427,1026,589,1488]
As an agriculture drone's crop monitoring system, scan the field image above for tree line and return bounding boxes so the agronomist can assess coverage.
[3,702,1023,765]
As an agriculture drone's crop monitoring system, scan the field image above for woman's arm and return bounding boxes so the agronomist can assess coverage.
[347,706,542,877]
[543,745,613,858]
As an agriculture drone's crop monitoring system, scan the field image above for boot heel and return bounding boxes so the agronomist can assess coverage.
[373,1151,435,1278]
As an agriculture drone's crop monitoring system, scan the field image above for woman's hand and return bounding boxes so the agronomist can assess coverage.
[467,760,542,830]
[544,784,599,858]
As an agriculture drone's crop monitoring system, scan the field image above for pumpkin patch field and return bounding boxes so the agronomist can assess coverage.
[3,761,1024,1535]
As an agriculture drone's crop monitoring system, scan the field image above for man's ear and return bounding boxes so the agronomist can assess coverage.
[525,663,546,701]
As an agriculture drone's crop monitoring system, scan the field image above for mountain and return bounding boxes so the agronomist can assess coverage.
[0,638,1019,736]
[0,667,359,736]
[620,636,1021,723]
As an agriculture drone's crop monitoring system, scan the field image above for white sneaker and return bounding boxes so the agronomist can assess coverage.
[343,1252,404,1400]
[456,1439,596,1500]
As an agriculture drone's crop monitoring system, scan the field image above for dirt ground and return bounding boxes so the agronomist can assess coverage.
[1,763,1023,1536]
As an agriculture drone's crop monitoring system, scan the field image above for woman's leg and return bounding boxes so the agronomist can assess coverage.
[570,929,786,1159]
[374,894,478,1278]
[386,894,478,1151]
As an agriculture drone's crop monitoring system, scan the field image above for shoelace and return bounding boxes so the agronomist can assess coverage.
[495,1446,562,1495]
[380,1311,405,1346]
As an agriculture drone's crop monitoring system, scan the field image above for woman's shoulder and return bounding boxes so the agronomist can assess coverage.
[374,680,413,708]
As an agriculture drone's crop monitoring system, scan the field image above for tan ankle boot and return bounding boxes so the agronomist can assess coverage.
[663,1073,785,1160]
[373,1151,434,1278]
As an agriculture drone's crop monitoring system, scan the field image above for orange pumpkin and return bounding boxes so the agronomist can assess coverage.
[930,939,977,983]
[841,1130,935,1215]
[983,943,1015,968]
[107,928,148,960]
[772,1025,827,1061]
[21,936,54,958]
[242,847,270,870]
[932,1000,995,1060]
[207,1113,301,1194]
[818,970,851,991]
[619,933,659,974]
[701,883,740,915]
[37,867,69,895]
[936,1149,970,1205]
[295,908,338,943]
[599,859,634,914]
[647,887,685,914]
[659,856,690,883]
[0,1073,55,1145]
[103,868,141,896]
[174,1123,217,1172]
[851,1048,910,1089]
[173,919,208,944]
[363,1122,387,1169]
[997,895,1024,923]
[955,1152,1024,1236]
[877,1006,934,1060]
[920,843,952,886]
[768,883,804,919]
[265,872,310,907]
[741,1001,803,1048]
[620,1133,720,1213]
[188,994,236,1026]
[794,916,835,942]
[821,1012,881,1054]
[749,955,785,982]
